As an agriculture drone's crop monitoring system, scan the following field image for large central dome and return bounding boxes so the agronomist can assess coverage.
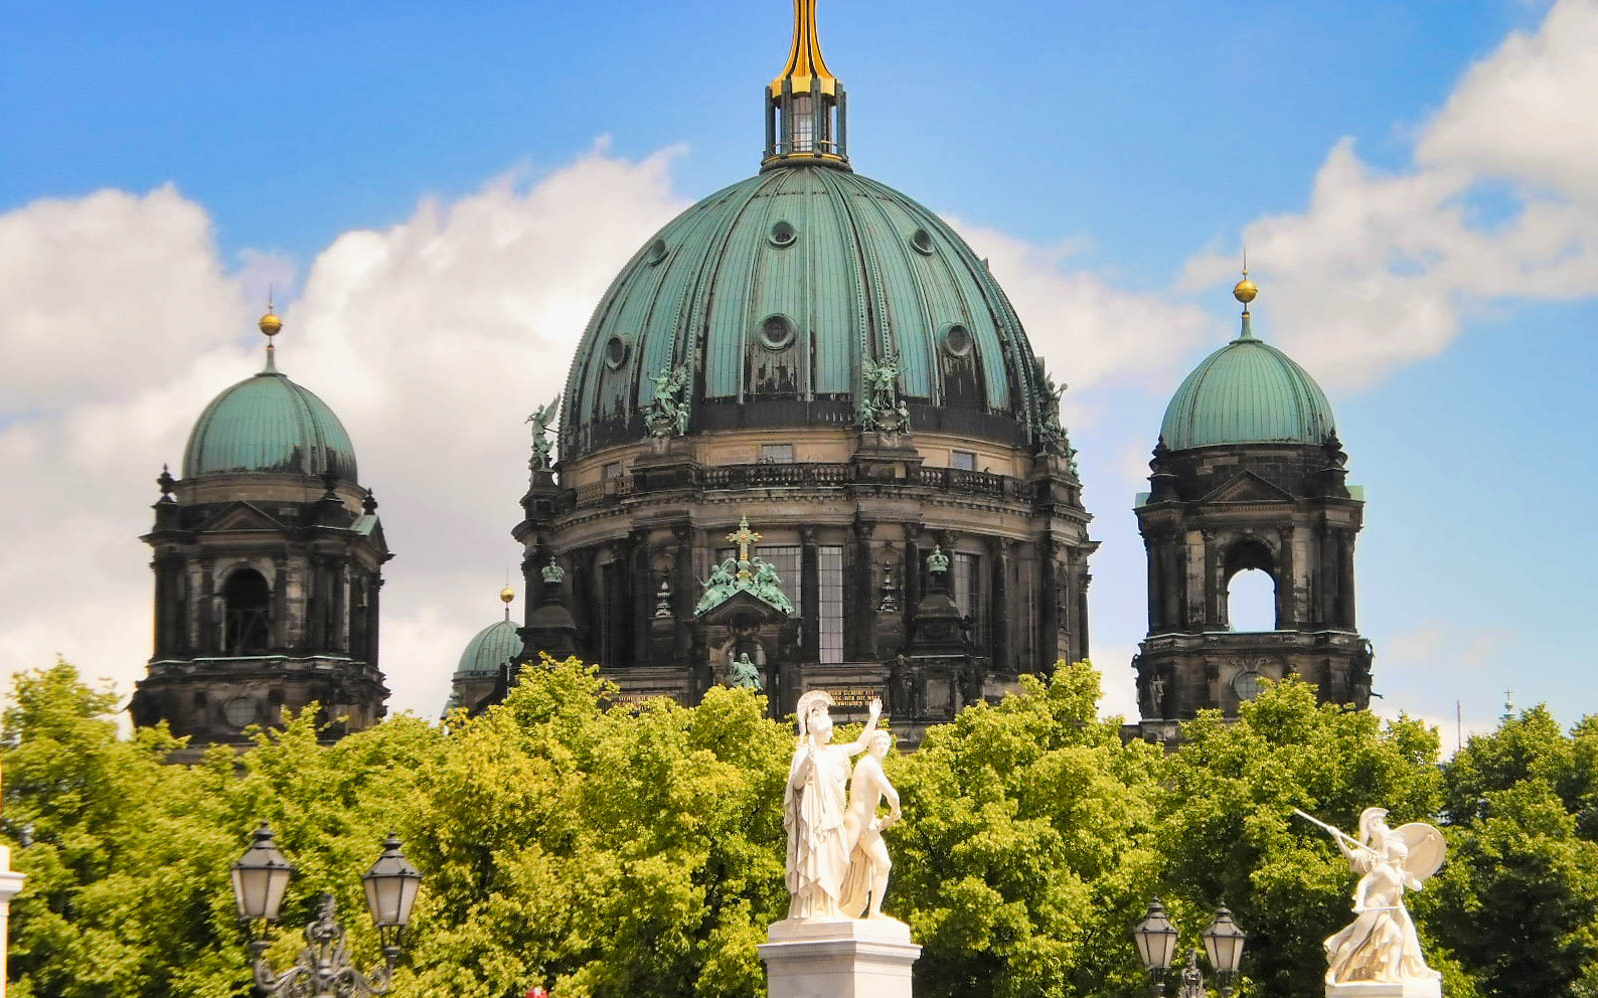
[560,163,1053,460]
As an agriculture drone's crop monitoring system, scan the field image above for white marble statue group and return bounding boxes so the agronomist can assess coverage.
[782,691,902,922]
[1301,806,1446,991]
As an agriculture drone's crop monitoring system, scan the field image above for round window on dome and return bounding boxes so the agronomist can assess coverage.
[942,323,973,357]
[646,238,668,265]
[769,221,797,247]
[604,335,630,370]
[910,228,935,255]
[758,314,796,351]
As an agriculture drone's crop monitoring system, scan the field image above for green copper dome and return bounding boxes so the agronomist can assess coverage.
[1160,316,1336,451]
[182,361,359,481]
[454,619,521,678]
[561,164,1054,457]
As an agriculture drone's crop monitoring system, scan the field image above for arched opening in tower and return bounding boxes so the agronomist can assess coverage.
[222,568,272,654]
[1222,539,1277,632]
[1226,571,1277,632]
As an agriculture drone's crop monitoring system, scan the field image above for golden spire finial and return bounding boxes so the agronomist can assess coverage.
[770,0,837,100]
[500,584,515,620]
[258,286,282,371]
[1232,246,1257,313]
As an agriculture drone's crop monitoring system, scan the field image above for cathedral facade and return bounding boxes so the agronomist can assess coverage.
[133,2,1374,748]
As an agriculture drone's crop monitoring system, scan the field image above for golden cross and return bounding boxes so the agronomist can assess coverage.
[726,515,762,574]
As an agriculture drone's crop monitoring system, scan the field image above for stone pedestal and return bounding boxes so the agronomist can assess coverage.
[1327,980,1442,998]
[760,917,920,998]
[0,845,26,998]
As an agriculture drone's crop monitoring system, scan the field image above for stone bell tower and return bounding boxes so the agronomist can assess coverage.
[131,308,391,747]
[1130,274,1372,743]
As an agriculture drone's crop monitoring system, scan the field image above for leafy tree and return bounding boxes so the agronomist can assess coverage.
[1153,677,1475,998]
[1430,708,1598,997]
[888,661,1164,998]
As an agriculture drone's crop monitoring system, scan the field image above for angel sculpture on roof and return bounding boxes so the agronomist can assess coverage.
[525,393,561,470]
[1296,806,1445,990]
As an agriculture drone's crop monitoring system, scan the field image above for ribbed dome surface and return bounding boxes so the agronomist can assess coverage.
[454,619,521,677]
[182,368,358,481]
[1160,327,1335,450]
[561,163,1051,457]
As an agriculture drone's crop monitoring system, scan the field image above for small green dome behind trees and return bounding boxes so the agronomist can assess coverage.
[181,366,358,481]
[454,619,521,678]
[1159,318,1337,450]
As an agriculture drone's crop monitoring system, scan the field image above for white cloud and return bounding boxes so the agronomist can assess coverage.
[0,143,688,718]
[1180,0,1598,389]
[951,221,1211,392]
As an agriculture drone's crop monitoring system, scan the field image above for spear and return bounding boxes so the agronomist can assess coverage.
[1292,808,1382,859]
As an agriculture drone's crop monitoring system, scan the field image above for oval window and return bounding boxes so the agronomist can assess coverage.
[758,314,795,350]
[605,335,630,369]
[1232,671,1264,702]
[910,228,935,255]
[942,323,973,357]
[769,221,797,247]
[646,238,668,265]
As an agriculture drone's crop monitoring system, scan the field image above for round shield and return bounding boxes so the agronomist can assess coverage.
[1395,823,1446,881]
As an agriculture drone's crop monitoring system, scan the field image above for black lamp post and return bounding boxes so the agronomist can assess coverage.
[1132,898,1246,998]
[230,824,423,998]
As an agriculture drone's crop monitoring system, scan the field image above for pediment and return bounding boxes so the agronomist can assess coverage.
[696,588,792,628]
[197,501,283,533]
[1203,471,1295,504]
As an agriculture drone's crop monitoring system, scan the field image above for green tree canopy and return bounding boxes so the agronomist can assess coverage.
[4,659,1598,998]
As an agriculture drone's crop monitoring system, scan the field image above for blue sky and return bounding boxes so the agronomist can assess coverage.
[2,0,1593,741]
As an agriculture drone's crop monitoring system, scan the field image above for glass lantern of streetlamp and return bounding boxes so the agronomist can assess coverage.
[230,822,294,923]
[1133,897,1179,973]
[1202,905,1247,976]
[361,833,423,941]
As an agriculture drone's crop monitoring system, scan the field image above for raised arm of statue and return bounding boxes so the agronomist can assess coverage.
[839,698,882,755]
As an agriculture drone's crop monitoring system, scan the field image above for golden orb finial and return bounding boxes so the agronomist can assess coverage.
[1232,246,1257,310]
[258,285,282,337]
[500,586,515,605]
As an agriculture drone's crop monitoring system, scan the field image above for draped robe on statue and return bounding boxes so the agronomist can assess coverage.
[783,741,852,919]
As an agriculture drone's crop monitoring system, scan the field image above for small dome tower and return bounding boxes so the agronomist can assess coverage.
[131,307,392,748]
[1131,273,1372,742]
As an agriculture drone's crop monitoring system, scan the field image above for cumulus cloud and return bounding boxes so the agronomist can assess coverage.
[951,222,1210,392]
[1181,0,1598,389]
[0,144,688,717]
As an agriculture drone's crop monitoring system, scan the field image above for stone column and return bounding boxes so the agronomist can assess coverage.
[1076,571,1091,663]
[989,537,1012,676]
[1202,529,1219,628]
[673,525,695,659]
[631,530,652,667]
[271,557,288,652]
[367,577,383,670]
[1039,535,1060,666]
[1318,523,1336,627]
[850,518,876,659]
[903,531,921,632]
[1277,525,1297,627]
[800,527,820,661]
[1144,533,1161,632]
[1337,528,1356,629]
[198,558,216,653]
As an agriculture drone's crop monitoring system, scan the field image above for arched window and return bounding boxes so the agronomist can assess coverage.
[222,568,272,654]
[1223,540,1277,632]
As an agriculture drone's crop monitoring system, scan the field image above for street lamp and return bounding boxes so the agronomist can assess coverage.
[1132,899,1246,998]
[230,825,423,997]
